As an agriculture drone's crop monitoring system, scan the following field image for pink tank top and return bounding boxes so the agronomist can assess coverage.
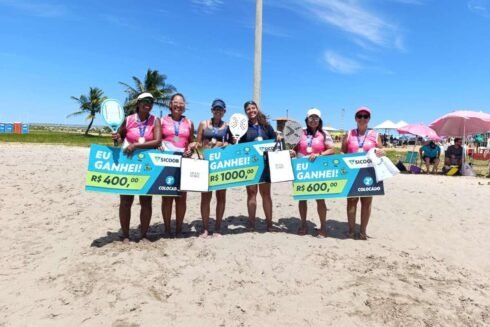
[345,129,379,154]
[125,113,156,144]
[296,129,334,157]
[161,115,192,150]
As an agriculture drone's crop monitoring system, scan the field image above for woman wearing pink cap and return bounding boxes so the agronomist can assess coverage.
[341,106,384,240]
[290,108,335,237]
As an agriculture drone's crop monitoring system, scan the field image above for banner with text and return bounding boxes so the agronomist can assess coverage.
[86,144,181,196]
[204,140,276,191]
[292,153,384,200]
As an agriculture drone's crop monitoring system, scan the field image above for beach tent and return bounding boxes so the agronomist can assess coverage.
[323,126,338,132]
[374,120,398,130]
[395,120,409,128]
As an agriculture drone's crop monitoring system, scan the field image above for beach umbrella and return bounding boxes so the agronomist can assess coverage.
[429,110,490,137]
[397,123,441,141]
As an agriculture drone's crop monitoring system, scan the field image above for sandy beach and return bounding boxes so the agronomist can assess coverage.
[0,143,489,327]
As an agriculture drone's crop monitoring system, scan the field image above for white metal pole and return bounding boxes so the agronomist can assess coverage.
[253,0,263,106]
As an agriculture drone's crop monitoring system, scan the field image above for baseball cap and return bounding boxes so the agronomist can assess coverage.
[355,106,371,116]
[211,99,226,109]
[307,108,321,118]
[137,92,154,101]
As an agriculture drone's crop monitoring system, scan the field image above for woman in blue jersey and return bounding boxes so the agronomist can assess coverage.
[195,99,233,237]
[239,100,276,232]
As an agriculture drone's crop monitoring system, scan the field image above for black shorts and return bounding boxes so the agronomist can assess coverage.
[423,156,438,164]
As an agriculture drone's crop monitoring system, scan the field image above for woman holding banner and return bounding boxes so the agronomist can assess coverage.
[239,100,277,232]
[160,93,195,237]
[112,92,162,242]
[341,106,384,240]
[195,99,233,238]
[290,108,335,237]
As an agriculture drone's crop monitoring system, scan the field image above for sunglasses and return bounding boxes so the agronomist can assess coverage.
[140,98,154,105]
[212,107,225,111]
[356,114,370,119]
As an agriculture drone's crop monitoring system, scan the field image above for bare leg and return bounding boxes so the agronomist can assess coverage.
[138,195,152,239]
[346,197,359,238]
[259,183,273,231]
[246,185,258,230]
[359,197,373,240]
[298,200,307,235]
[214,189,227,235]
[424,158,431,173]
[200,191,212,237]
[161,197,174,235]
[175,192,187,236]
[433,158,440,173]
[119,195,134,241]
[316,199,327,237]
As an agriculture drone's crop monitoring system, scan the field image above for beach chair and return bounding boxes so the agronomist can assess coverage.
[397,151,421,174]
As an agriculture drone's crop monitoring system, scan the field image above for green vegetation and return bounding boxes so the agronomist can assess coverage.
[0,127,112,147]
[120,69,176,115]
[67,87,107,135]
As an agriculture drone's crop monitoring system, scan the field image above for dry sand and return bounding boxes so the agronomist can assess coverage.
[0,143,489,327]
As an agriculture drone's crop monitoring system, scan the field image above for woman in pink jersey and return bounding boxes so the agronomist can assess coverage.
[160,93,195,237]
[112,92,162,242]
[341,107,384,240]
[290,108,335,237]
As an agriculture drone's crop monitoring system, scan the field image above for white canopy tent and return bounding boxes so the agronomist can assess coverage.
[395,120,409,128]
[374,120,398,130]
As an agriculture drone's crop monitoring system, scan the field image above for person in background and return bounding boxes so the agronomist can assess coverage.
[195,99,233,238]
[341,106,384,240]
[160,93,195,237]
[239,100,276,232]
[112,92,162,242]
[444,137,463,171]
[419,140,441,174]
[289,108,335,237]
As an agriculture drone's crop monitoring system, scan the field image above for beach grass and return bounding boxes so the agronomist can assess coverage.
[0,128,112,147]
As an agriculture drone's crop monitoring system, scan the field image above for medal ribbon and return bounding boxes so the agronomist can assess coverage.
[137,114,149,138]
[173,118,182,138]
[252,124,262,139]
[356,129,369,151]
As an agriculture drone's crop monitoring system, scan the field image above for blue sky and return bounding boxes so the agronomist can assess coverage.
[1,0,489,130]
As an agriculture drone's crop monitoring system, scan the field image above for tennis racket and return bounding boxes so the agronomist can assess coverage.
[101,99,125,146]
[229,113,248,142]
[283,120,302,147]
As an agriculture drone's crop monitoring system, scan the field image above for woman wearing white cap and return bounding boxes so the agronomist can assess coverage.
[290,108,335,237]
[112,92,162,242]
[195,99,233,237]
[341,106,384,240]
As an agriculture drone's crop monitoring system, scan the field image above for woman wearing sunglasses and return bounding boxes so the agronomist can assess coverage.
[112,92,162,242]
[341,106,384,240]
[290,108,335,237]
[160,93,195,237]
[195,99,233,238]
[239,100,277,232]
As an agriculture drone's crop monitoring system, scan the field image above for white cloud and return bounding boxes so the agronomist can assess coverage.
[191,0,224,13]
[323,51,361,74]
[468,0,490,17]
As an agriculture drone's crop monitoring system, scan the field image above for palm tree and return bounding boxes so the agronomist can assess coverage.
[67,87,107,135]
[120,69,176,115]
